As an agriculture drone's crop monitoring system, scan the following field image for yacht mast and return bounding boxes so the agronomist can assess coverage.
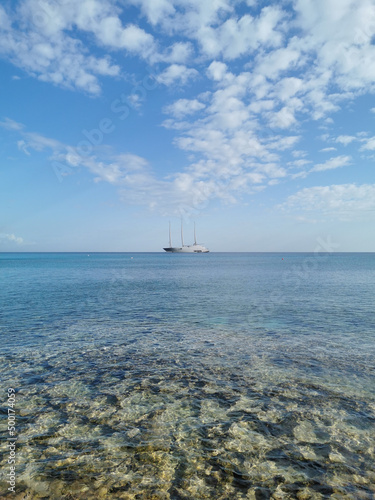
[181,220,184,247]
[194,222,197,245]
[169,221,172,247]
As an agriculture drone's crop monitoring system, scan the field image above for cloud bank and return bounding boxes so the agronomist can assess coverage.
[1,0,375,220]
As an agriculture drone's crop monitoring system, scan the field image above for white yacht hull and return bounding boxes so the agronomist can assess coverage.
[163,245,209,253]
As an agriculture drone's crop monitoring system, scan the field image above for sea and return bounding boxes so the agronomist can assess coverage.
[0,252,374,499]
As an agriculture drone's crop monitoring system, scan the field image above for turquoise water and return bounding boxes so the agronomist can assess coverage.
[0,252,374,499]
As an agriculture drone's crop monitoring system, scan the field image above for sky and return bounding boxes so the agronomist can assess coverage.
[0,0,375,252]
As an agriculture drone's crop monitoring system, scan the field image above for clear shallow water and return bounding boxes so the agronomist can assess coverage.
[0,252,374,499]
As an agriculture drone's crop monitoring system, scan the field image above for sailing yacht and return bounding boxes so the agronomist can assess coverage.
[163,222,209,253]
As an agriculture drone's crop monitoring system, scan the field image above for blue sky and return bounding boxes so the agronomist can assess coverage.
[0,0,375,252]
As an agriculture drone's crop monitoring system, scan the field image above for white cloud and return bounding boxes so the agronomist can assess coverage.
[17,140,31,155]
[311,155,351,172]
[0,117,25,131]
[288,159,312,168]
[3,118,235,214]
[156,64,199,86]
[81,153,149,184]
[16,131,63,155]
[154,0,235,39]
[0,18,120,94]
[280,183,375,220]
[96,21,155,56]
[138,2,285,61]
[335,135,356,145]
[163,99,206,118]
[320,147,337,152]
[276,77,304,102]
[255,46,301,80]
[157,42,193,64]
[0,233,24,245]
[292,150,308,158]
[294,0,375,93]
[268,106,297,129]
[360,136,375,151]
[0,0,161,94]
[128,0,176,26]
[206,61,229,81]
[249,99,275,113]
[291,154,352,179]
[207,7,284,59]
